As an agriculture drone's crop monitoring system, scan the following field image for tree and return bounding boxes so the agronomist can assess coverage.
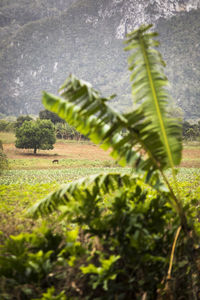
[55,122,74,139]
[39,109,64,124]
[186,127,196,141]
[15,115,33,128]
[15,119,56,154]
[182,120,200,140]
[29,25,199,298]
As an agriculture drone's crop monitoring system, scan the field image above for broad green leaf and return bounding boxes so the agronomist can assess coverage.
[125,24,182,170]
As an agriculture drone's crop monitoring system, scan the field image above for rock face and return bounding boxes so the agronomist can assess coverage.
[99,0,200,38]
[0,0,200,118]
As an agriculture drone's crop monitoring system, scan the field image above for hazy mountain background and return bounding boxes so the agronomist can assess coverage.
[0,0,199,119]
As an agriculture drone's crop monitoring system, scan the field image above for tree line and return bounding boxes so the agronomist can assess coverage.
[1,113,199,140]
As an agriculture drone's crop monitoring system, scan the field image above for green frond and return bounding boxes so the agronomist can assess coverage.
[124,24,182,170]
[42,77,171,172]
[42,82,143,168]
[42,25,182,178]
[28,173,140,219]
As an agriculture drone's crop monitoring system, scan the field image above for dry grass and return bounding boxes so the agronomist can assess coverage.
[1,132,200,169]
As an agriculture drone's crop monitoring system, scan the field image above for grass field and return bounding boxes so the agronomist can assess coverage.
[0,132,200,238]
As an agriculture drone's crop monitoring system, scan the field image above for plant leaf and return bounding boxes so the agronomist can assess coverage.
[125,24,182,170]
[28,173,139,218]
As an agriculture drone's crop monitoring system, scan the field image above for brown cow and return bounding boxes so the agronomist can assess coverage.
[52,159,59,164]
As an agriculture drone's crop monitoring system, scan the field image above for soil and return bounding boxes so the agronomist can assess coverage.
[3,142,111,161]
[3,143,200,168]
[180,148,200,168]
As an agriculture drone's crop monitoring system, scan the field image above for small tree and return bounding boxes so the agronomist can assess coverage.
[55,122,73,139]
[15,119,56,154]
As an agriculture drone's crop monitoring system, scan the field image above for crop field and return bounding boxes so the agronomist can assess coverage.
[0,133,200,239]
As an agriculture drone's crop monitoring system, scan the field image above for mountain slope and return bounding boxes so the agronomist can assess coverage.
[157,9,200,119]
[0,0,199,119]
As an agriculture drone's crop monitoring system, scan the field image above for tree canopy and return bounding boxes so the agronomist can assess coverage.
[15,119,56,154]
[39,109,64,124]
[15,115,33,128]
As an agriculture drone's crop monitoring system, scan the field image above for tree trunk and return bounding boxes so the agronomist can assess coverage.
[34,148,37,154]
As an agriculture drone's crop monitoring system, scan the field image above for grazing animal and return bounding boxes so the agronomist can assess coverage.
[52,159,59,164]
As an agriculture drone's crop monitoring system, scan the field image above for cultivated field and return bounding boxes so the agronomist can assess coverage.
[0,133,200,238]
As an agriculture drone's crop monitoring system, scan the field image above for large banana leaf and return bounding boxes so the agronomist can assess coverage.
[30,25,185,223]
[125,24,182,170]
[42,25,182,173]
[42,89,141,168]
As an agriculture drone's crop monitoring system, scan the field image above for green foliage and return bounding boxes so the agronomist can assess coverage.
[41,25,183,197]
[55,122,87,140]
[0,151,8,174]
[33,287,67,300]
[26,25,200,299]
[15,119,56,154]
[0,224,84,299]
[81,254,120,291]
[182,120,200,140]
[0,120,15,132]
[29,172,199,299]
[41,26,182,174]
[39,109,65,124]
[0,24,198,299]
[0,167,128,185]
[0,167,199,298]
[15,115,33,128]
[124,25,182,170]
[0,139,8,174]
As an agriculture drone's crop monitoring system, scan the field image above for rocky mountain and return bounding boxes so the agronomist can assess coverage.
[0,0,199,119]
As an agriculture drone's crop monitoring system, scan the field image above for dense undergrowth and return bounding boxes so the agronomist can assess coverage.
[0,175,199,299]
